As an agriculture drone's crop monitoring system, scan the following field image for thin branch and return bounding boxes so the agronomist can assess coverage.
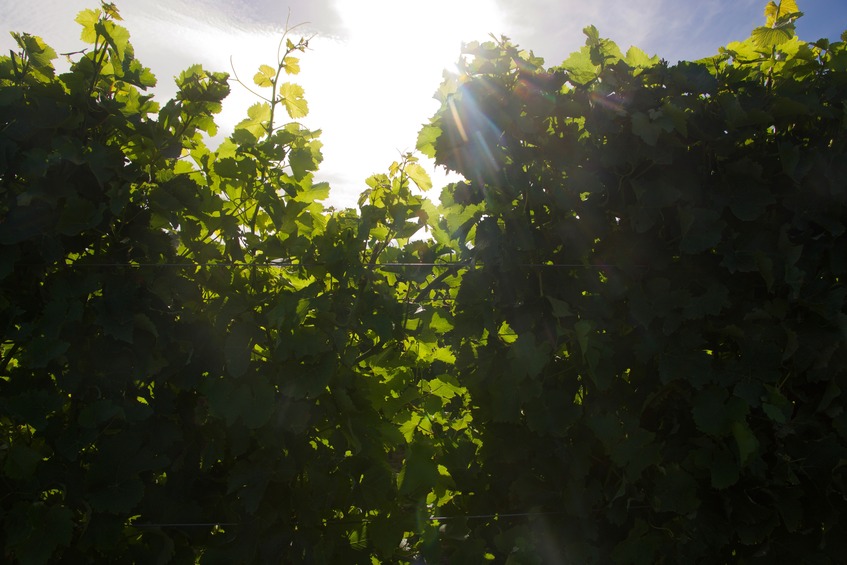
[228,56,272,103]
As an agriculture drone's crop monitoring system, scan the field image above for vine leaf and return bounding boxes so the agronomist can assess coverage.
[225,320,254,378]
[3,445,42,480]
[765,0,800,27]
[624,46,658,69]
[96,19,130,60]
[405,162,432,192]
[710,446,740,489]
[11,33,57,79]
[398,441,439,496]
[74,8,100,43]
[235,101,271,139]
[283,57,300,75]
[280,82,308,118]
[752,25,794,48]
[253,64,276,87]
[732,421,759,466]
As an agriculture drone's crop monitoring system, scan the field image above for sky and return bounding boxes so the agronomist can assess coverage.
[3,0,846,208]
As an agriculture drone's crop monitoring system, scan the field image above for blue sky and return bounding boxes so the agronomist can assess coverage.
[3,0,846,207]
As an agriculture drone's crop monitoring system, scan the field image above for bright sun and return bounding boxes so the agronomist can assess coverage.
[208,0,506,206]
[299,0,505,205]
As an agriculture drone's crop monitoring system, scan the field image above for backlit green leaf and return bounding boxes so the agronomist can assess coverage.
[752,25,794,48]
[74,8,100,43]
[583,25,600,46]
[624,45,658,69]
[293,181,330,203]
[428,374,464,400]
[289,142,322,181]
[765,0,799,27]
[283,56,300,75]
[560,46,599,85]
[416,123,441,158]
[405,162,432,191]
[12,33,57,79]
[96,20,130,60]
[235,101,271,138]
[102,2,123,20]
[253,64,276,87]
[279,82,308,118]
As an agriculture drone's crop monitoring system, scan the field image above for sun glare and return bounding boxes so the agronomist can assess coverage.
[174,0,505,207]
[297,0,505,205]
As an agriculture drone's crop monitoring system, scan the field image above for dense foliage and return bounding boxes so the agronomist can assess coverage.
[2,0,846,562]
[415,1,847,561]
